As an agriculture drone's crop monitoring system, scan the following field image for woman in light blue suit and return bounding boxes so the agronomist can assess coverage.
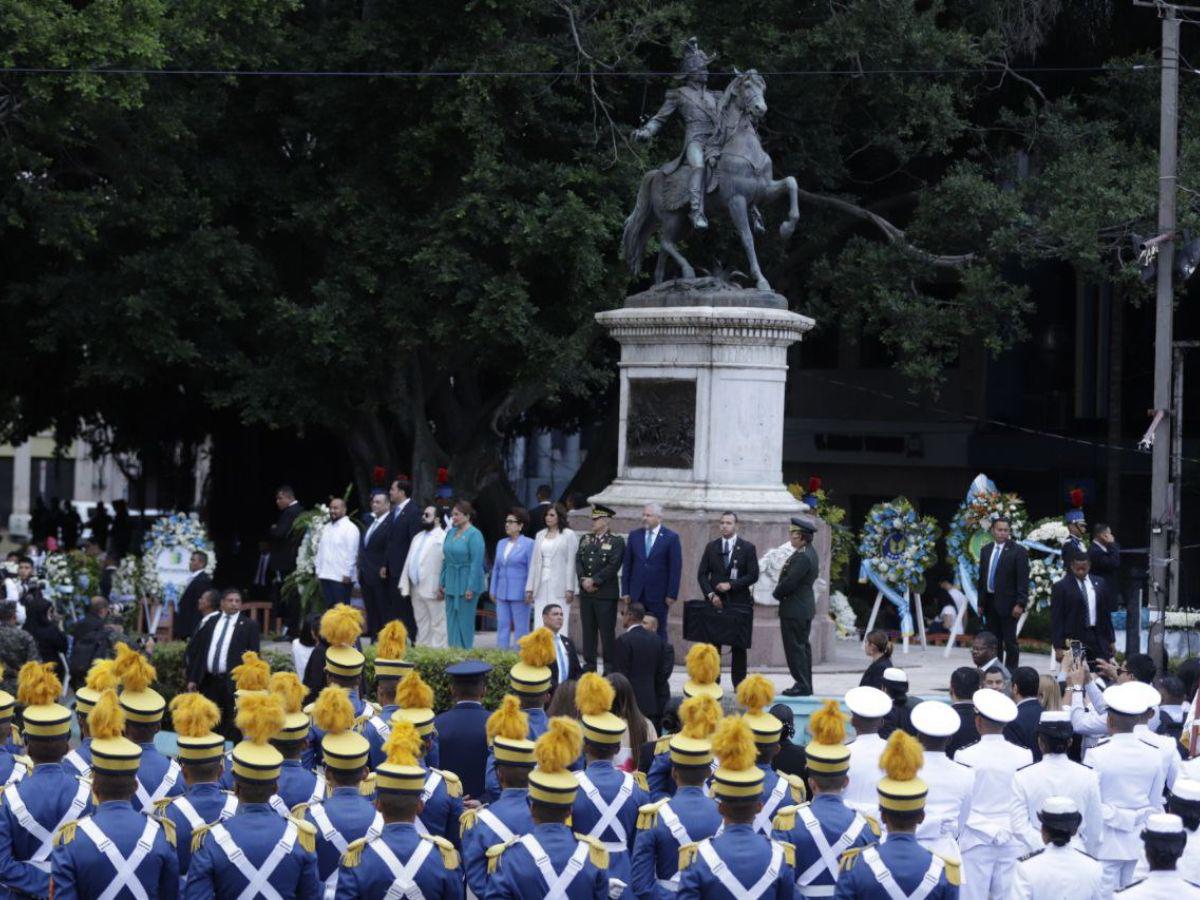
[490,507,535,649]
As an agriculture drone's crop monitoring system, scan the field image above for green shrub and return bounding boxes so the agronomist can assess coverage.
[364,645,518,710]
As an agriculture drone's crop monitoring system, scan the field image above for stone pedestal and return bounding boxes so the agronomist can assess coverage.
[586,280,833,666]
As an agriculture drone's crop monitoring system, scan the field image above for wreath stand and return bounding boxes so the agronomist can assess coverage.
[944,597,970,658]
[862,588,926,653]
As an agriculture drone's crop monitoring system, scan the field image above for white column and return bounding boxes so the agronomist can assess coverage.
[11,441,32,516]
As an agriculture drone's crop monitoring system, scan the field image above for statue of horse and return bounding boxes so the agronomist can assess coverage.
[621,69,800,292]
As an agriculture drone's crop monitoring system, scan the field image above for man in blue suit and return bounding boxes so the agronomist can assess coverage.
[621,503,682,644]
[385,476,422,639]
[358,490,391,639]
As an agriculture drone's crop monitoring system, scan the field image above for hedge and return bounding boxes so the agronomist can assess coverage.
[364,645,518,711]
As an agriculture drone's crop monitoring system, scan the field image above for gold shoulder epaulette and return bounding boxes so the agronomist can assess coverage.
[155,815,177,847]
[289,816,317,853]
[342,836,367,868]
[290,802,310,819]
[485,837,518,874]
[53,820,79,847]
[422,833,460,870]
[153,796,175,814]
[637,798,668,831]
[573,833,608,870]
[784,773,807,802]
[358,773,377,797]
[459,807,478,837]
[772,803,803,832]
[440,770,463,798]
[632,771,649,792]
[191,823,214,854]
[15,755,31,775]
[774,839,795,868]
[839,845,868,872]
[937,855,961,886]
[654,734,672,755]
[864,814,881,837]
[678,841,700,871]
[353,710,372,732]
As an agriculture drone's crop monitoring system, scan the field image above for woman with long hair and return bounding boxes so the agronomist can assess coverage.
[607,671,656,771]
[1037,673,1063,712]
[547,679,579,719]
[525,502,579,632]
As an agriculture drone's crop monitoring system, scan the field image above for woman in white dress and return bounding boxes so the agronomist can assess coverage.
[525,502,579,631]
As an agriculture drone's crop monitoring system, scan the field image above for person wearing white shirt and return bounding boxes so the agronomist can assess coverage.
[524,502,579,632]
[314,497,359,608]
[911,701,975,867]
[1121,813,1200,896]
[1134,778,1200,885]
[1008,795,1105,900]
[1128,682,1182,792]
[841,686,892,822]
[399,505,447,648]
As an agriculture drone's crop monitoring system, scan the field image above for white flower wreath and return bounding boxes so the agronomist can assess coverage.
[137,513,217,607]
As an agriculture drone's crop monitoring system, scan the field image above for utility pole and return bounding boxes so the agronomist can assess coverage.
[1170,342,1198,611]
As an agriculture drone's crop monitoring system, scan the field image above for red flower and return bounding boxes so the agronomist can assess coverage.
[372,466,386,486]
[1069,487,1085,509]
[436,466,449,485]
[808,476,822,494]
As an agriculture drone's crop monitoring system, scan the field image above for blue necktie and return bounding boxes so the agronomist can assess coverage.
[986,543,1002,593]
[645,531,653,556]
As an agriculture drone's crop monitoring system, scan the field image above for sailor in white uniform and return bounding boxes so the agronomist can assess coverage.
[1009,795,1104,900]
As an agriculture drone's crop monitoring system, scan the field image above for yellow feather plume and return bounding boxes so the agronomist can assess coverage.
[85,659,119,694]
[235,693,285,745]
[879,730,924,782]
[376,621,408,660]
[395,670,434,710]
[114,643,156,693]
[736,674,775,715]
[312,686,355,735]
[231,652,270,693]
[533,717,582,774]
[575,672,614,717]
[383,718,424,766]
[685,643,720,685]
[486,695,529,744]
[169,693,221,737]
[320,604,364,647]
[269,672,307,714]
[87,689,125,741]
[519,627,556,668]
[712,716,758,771]
[17,661,61,707]
[808,699,848,745]
[679,696,722,740]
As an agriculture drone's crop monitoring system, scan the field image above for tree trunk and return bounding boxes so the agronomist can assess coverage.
[344,411,398,511]
[562,385,619,502]
[1106,285,1124,525]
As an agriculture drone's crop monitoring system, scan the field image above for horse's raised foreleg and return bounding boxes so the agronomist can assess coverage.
[764,175,800,240]
[659,210,695,281]
[727,194,769,291]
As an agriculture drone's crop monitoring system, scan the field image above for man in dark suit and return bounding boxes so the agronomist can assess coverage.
[946,666,981,758]
[524,484,553,538]
[774,518,819,697]
[173,550,213,639]
[542,604,582,690]
[1003,665,1043,760]
[696,511,760,689]
[68,595,115,686]
[384,476,422,638]
[613,603,671,727]
[1050,547,1117,664]
[185,587,261,740]
[268,484,305,632]
[620,502,682,644]
[976,516,1030,670]
[433,661,492,799]
[1088,522,1122,592]
[358,490,391,639]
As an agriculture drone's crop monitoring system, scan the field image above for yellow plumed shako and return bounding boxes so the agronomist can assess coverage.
[509,627,555,696]
[682,643,723,700]
[575,672,624,745]
[876,730,927,812]
[270,672,310,740]
[314,686,369,771]
[321,604,365,677]
[805,699,851,775]
[528,717,583,806]
[87,689,142,774]
[376,718,427,795]
[393,670,435,736]
[231,651,271,697]
[710,716,763,800]
[17,661,71,739]
[114,643,165,724]
[670,695,722,768]
[170,693,224,765]
[73,658,118,714]
[487,695,534,768]
[232,693,285,783]
[737,674,781,744]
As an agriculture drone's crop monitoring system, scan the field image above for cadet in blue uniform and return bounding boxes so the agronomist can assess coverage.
[304,605,378,770]
[738,674,806,833]
[0,683,28,790]
[461,696,536,897]
[391,677,464,845]
[834,730,960,899]
[214,648,273,791]
[156,693,238,882]
[50,688,179,899]
[1064,507,1088,560]
[483,627,557,802]
[297,686,381,895]
[631,696,722,897]
[113,642,186,812]
[0,662,93,898]
[486,717,611,899]
[433,659,492,799]
[268,672,324,813]
[364,621,413,769]
[185,692,321,898]
[62,658,118,779]
[773,699,878,897]
[334,716,464,899]
[646,644,723,800]
[572,672,650,897]
[676,716,796,899]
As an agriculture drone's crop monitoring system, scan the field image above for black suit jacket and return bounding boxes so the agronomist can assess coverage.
[1088,540,1121,584]
[550,634,583,690]
[358,515,391,587]
[613,626,670,720]
[697,537,759,608]
[977,541,1030,615]
[1003,698,1044,761]
[946,701,979,759]
[174,572,212,639]
[1049,574,1116,653]
[268,502,305,575]
[525,502,551,539]
[384,502,422,583]
[186,612,262,685]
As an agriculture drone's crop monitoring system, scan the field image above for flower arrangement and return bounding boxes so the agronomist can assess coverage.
[858,497,940,592]
[138,513,216,607]
[787,481,853,590]
[1164,610,1200,629]
[946,487,1029,582]
[1027,517,1070,547]
[40,550,102,619]
[112,554,144,601]
[43,552,74,600]
[1028,556,1064,610]
[284,503,332,616]
[828,590,858,639]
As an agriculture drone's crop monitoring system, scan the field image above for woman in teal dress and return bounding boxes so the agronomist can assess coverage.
[438,499,486,648]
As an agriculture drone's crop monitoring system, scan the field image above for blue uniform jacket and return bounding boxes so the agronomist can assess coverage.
[334,822,464,900]
[461,787,535,898]
[49,800,179,900]
[481,709,583,802]
[485,822,609,899]
[646,747,676,801]
[419,767,464,848]
[833,833,958,900]
[365,703,399,769]
[184,802,320,899]
[756,764,802,833]
[0,749,21,787]
[677,824,795,900]
[62,741,92,779]
[0,762,93,899]
[571,759,648,897]
[277,759,324,811]
[300,786,379,882]
[303,691,373,770]
[434,701,490,799]
[771,793,876,894]
[134,742,185,813]
[158,782,236,879]
[631,785,722,899]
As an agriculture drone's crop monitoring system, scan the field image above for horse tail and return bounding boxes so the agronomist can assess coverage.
[621,172,656,274]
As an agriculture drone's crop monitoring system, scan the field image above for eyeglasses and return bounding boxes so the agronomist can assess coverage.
[505,518,519,524]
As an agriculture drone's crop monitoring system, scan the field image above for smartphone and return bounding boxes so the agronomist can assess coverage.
[1070,640,1085,666]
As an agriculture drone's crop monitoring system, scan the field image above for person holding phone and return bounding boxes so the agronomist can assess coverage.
[1050,546,1117,664]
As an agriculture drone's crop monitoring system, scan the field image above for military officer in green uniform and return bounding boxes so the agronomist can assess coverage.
[575,504,626,674]
[774,518,819,698]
